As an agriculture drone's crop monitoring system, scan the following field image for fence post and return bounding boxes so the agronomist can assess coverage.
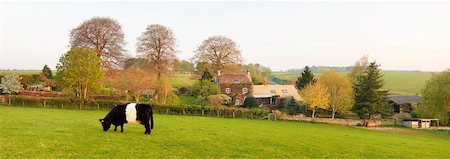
[8,98,11,105]
[183,107,186,115]
[202,109,204,116]
[43,101,46,108]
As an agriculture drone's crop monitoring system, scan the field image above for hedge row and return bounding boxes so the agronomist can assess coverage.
[1,95,271,120]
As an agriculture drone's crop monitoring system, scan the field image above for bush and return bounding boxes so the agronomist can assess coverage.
[205,94,231,106]
[177,87,190,96]
[242,96,259,108]
[189,80,220,98]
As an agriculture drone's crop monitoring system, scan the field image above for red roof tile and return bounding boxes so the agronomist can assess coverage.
[218,74,252,84]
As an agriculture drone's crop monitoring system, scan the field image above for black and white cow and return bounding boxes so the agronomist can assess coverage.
[99,103,154,135]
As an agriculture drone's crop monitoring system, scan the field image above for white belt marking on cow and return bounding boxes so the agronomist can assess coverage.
[125,103,140,124]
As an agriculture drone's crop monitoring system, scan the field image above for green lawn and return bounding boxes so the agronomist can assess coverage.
[1,106,449,158]
[272,71,433,95]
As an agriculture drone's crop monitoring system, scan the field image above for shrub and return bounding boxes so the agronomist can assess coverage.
[189,80,220,98]
[242,96,259,108]
[205,94,231,106]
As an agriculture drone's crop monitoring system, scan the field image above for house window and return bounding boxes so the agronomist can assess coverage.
[233,78,240,83]
[282,89,288,93]
[226,88,231,94]
[242,88,248,94]
[270,90,276,94]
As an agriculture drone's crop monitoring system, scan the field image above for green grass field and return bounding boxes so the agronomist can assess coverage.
[1,106,449,158]
[0,70,42,75]
[272,71,433,95]
[171,73,196,88]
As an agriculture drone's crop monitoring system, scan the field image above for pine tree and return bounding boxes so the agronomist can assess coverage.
[295,66,316,90]
[352,61,392,119]
[41,64,53,79]
[201,68,213,81]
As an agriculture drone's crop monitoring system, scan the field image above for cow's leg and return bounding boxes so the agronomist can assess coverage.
[144,122,151,135]
[114,125,117,131]
[120,124,124,133]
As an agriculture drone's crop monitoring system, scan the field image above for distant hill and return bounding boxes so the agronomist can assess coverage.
[271,70,433,95]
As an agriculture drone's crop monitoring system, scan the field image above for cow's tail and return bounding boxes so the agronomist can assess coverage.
[150,105,154,130]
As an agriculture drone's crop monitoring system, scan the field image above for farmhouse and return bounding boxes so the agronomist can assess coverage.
[252,85,302,106]
[215,70,253,105]
[388,95,422,113]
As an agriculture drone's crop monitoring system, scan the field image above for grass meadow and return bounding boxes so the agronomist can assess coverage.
[1,106,449,158]
[272,71,433,95]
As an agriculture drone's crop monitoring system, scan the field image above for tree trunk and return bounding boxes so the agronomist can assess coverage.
[135,93,140,103]
[312,109,316,118]
[332,108,336,119]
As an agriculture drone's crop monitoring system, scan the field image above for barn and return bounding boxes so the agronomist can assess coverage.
[388,95,422,113]
[252,85,302,106]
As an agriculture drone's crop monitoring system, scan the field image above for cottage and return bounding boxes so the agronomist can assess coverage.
[215,70,253,105]
[252,85,302,106]
[388,95,422,113]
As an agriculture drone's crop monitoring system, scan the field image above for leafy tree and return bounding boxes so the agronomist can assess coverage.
[179,60,194,74]
[417,70,450,125]
[242,96,259,108]
[123,57,150,70]
[295,66,316,91]
[349,55,369,82]
[320,70,354,119]
[56,48,104,109]
[110,67,155,103]
[352,61,392,119]
[165,93,180,105]
[155,76,173,105]
[41,64,53,79]
[137,24,178,80]
[70,17,125,69]
[190,80,220,98]
[195,62,212,76]
[193,35,242,74]
[300,82,329,118]
[243,63,272,85]
[0,75,23,94]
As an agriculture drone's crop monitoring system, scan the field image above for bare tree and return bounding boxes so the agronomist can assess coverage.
[193,35,242,74]
[137,24,177,80]
[110,67,155,103]
[70,17,125,69]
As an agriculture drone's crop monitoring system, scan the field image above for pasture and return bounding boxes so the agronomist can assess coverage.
[272,71,433,95]
[1,106,449,158]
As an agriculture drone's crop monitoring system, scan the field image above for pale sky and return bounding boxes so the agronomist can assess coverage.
[0,1,449,71]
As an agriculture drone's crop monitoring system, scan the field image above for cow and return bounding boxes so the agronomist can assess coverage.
[99,103,154,135]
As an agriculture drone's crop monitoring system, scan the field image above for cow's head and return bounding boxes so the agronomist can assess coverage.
[99,119,111,131]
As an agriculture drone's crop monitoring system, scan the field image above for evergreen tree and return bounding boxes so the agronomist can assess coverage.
[295,66,316,90]
[352,62,392,119]
[201,68,213,81]
[242,96,259,108]
[41,64,53,79]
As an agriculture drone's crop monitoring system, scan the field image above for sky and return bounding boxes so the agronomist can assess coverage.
[0,1,449,72]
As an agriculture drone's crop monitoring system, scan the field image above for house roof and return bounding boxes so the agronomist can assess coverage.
[252,85,303,101]
[388,95,422,105]
[218,74,252,84]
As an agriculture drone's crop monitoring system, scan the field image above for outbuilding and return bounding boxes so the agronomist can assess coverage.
[401,118,439,128]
